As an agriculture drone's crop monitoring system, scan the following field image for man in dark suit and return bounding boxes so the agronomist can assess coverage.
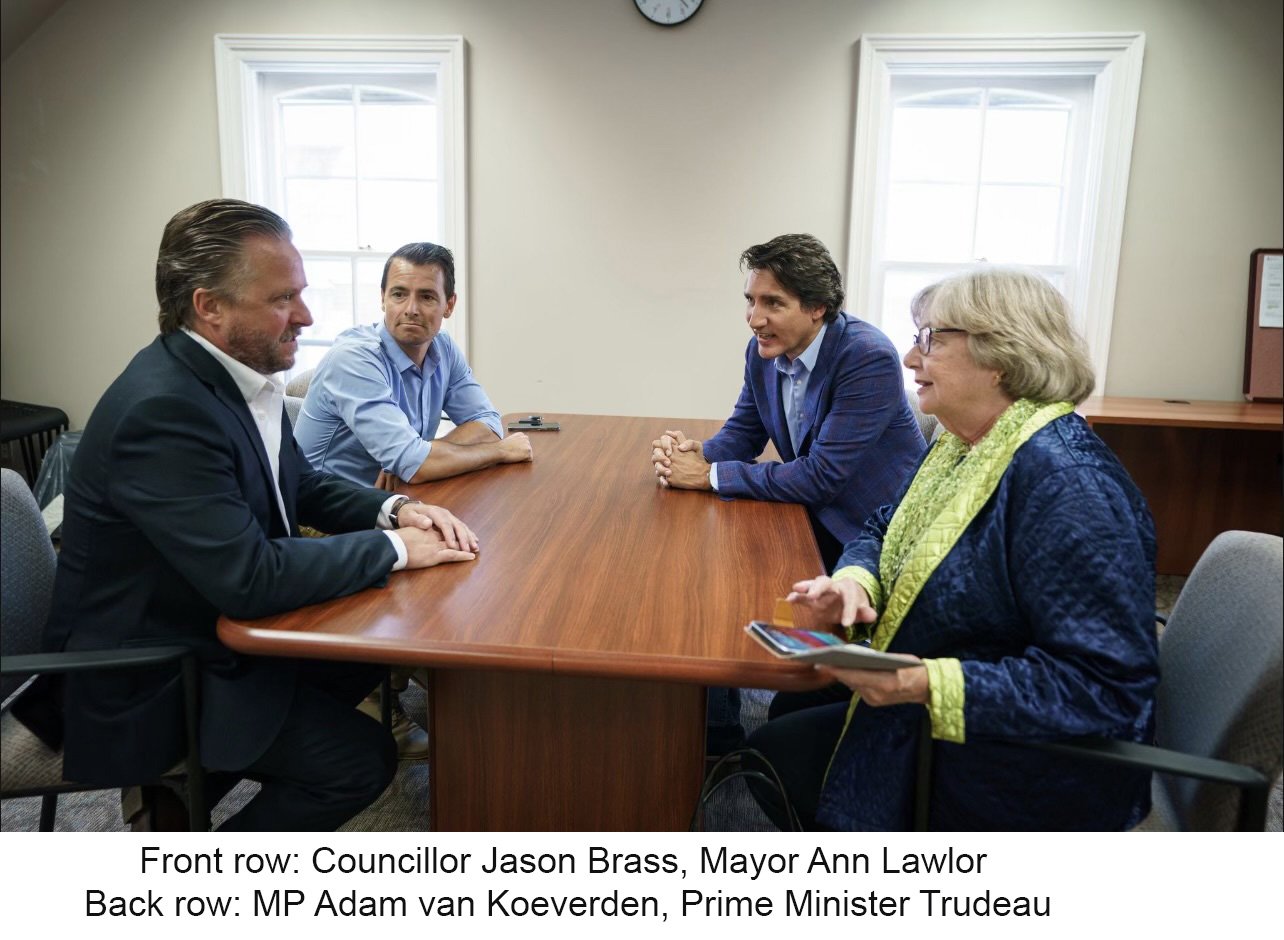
[650,234,924,750]
[651,233,923,568]
[34,199,478,830]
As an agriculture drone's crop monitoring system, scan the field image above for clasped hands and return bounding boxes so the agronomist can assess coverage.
[388,499,479,569]
[650,429,712,490]
[787,575,929,707]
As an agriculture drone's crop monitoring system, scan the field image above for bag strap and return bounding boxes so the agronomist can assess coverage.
[689,746,803,832]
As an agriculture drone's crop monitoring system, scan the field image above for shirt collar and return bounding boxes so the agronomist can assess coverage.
[378,321,441,376]
[775,320,828,377]
[182,328,284,403]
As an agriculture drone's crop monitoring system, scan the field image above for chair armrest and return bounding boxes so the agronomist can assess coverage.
[914,712,1272,831]
[1009,736,1271,831]
[1,645,195,678]
[1014,736,1268,788]
[2,645,209,831]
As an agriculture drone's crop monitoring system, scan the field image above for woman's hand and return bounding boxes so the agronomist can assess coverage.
[817,662,929,706]
[787,575,878,628]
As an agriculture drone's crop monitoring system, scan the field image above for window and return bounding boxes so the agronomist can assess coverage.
[847,34,1145,385]
[215,35,467,374]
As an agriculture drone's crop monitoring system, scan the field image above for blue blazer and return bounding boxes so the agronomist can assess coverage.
[702,313,924,546]
[44,332,397,785]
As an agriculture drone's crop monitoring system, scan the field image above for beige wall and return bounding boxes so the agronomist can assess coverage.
[3,0,1281,428]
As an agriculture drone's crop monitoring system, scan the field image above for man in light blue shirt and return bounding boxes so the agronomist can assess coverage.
[294,243,531,758]
[295,242,532,490]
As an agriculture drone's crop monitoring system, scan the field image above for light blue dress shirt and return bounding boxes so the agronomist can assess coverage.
[294,323,502,485]
[776,320,828,455]
[711,322,827,490]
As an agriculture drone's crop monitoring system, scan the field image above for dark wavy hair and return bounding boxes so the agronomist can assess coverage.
[740,233,844,322]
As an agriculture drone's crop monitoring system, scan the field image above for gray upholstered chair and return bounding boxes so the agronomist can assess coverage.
[1135,530,1282,829]
[913,529,1283,831]
[285,366,315,399]
[905,389,939,443]
[0,468,209,830]
[284,395,305,428]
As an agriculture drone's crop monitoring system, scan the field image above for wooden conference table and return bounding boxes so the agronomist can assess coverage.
[1077,396,1283,575]
[219,414,824,830]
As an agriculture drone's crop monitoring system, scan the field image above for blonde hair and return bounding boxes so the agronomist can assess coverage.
[911,268,1095,404]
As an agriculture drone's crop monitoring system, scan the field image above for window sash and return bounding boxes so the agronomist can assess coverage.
[214,34,468,365]
[846,33,1146,387]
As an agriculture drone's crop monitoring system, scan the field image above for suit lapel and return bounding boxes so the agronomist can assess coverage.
[798,315,847,456]
[162,332,290,534]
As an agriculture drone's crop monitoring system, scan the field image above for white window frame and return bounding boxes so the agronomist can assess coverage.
[847,33,1145,385]
[213,34,469,356]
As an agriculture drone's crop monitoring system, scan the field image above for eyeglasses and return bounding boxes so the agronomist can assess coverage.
[911,327,966,355]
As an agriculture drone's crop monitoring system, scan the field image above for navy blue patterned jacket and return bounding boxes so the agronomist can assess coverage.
[820,413,1159,831]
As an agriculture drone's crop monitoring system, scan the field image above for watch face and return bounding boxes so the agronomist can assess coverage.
[634,0,704,27]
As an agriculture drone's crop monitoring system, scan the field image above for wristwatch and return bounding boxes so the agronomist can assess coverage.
[389,496,412,528]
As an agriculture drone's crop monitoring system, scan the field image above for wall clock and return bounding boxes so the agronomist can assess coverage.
[634,0,704,27]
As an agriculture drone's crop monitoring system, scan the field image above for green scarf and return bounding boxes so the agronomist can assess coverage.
[832,398,1073,744]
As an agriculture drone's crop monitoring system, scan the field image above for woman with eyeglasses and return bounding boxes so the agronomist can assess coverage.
[745,267,1159,831]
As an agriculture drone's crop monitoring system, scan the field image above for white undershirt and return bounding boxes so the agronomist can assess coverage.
[183,329,407,568]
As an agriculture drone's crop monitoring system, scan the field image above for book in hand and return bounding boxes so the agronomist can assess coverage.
[745,621,920,670]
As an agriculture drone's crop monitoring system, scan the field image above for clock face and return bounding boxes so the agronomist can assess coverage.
[634,0,704,27]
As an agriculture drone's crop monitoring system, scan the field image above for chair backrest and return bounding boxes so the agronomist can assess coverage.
[905,389,939,443]
[1154,530,1283,829]
[284,395,305,428]
[285,367,315,399]
[0,469,58,701]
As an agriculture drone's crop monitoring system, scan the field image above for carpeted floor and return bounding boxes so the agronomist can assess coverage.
[0,681,777,832]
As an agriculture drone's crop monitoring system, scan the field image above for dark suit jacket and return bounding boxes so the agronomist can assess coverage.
[701,313,925,546]
[44,332,398,784]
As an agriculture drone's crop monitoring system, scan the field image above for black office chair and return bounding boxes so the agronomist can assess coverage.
[0,468,209,830]
[912,530,1282,831]
[0,399,69,483]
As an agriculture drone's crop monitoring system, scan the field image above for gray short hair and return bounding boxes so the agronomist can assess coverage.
[156,199,293,334]
[911,268,1096,404]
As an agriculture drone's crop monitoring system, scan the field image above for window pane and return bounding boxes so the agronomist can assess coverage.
[980,108,1068,184]
[884,183,975,261]
[358,180,438,251]
[358,101,437,180]
[882,268,949,385]
[300,257,355,342]
[356,257,386,323]
[974,184,1060,264]
[285,179,357,250]
[889,101,982,182]
[290,342,332,378]
[883,269,938,341]
[280,101,355,176]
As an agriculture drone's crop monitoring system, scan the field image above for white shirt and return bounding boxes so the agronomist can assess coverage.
[182,329,408,569]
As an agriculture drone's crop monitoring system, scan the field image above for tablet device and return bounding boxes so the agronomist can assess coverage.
[745,621,919,670]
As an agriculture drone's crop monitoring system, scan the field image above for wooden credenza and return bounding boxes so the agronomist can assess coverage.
[1078,397,1284,575]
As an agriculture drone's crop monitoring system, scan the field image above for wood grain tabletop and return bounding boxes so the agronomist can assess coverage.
[219,414,829,690]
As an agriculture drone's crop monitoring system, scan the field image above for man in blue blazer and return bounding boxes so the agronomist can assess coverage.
[29,199,478,830]
[652,234,924,570]
[652,235,924,749]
